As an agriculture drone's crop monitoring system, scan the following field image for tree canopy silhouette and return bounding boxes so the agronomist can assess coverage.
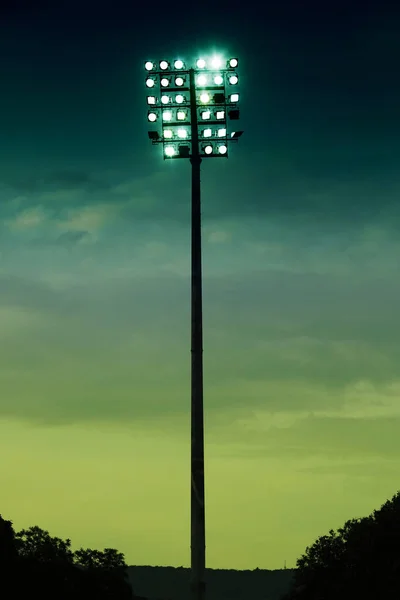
[15,525,74,563]
[0,517,133,600]
[282,490,400,600]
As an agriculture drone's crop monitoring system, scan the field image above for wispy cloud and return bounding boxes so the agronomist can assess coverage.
[5,205,49,230]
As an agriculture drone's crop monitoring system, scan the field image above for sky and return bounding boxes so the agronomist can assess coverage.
[1,0,400,571]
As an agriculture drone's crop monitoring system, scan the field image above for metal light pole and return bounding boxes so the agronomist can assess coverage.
[144,55,243,600]
[188,66,206,600]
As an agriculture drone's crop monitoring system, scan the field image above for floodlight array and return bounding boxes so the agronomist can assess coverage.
[199,126,227,139]
[145,57,238,73]
[201,143,228,156]
[145,55,241,159]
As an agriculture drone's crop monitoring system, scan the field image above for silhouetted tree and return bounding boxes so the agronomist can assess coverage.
[0,518,133,599]
[74,546,133,599]
[15,525,74,564]
[74,546,126,570]
[281,490,400,600]
[0,515,18,564]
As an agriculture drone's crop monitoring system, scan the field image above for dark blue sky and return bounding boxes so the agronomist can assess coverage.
[1,0,398,228]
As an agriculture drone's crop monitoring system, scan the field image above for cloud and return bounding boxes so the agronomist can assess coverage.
[5,205,48,230]
[54,231,90,245]
[1,261,400,427]
[207,230,230,244]
[3,199,119,248]
[2,169,111,194]
[59,203,116,235]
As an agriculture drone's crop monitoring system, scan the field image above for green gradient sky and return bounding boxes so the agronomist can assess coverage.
[1,0,400,570]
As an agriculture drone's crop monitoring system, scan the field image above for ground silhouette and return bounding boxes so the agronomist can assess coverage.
[4,490,400,600]
[126,565,294,600]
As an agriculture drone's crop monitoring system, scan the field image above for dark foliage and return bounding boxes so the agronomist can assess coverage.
[0,515,133,600]
[281,490,400,600]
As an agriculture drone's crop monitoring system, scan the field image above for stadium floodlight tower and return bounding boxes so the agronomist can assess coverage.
[144,54,243,600]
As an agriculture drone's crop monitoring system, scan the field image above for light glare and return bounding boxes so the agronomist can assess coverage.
[164,129,173,138]
[214,75,223,85]
[165,146,175,157]
[178,129,187,139]
[200,93,210,104]
[163,111,172,121]
[211,56,223,69]
[197,74,207,86]
[174,60,184,69]
[197,58,206,68]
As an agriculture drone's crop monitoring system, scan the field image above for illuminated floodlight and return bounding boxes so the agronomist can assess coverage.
[145,53,242,159]
[211,56,223,69]
[165,146,175,157]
